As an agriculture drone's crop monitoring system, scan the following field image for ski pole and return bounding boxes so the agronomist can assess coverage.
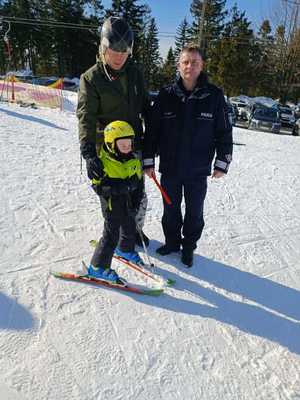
[135,232,176,287]
[151,172,172,205]
[137,228,155,269]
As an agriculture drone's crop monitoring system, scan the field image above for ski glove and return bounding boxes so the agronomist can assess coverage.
[85,156,103,180]
[80,140,104,181]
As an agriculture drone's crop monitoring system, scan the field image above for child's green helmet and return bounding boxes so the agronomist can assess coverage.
[104,120,135,153]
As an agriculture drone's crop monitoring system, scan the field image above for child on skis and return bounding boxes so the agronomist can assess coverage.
[87,120,144,282]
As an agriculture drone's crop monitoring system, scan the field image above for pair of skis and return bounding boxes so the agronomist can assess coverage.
[51,270,164,296]
[89,239,175,286]
[51,240,175,297]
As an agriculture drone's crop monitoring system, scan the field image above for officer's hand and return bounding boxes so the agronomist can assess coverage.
[212,169,225,179]
[144,168,155,178]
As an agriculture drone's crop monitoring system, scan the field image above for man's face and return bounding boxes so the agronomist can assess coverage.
[115,138,132,154]
[105,48,129,70]
[178,51,203,82]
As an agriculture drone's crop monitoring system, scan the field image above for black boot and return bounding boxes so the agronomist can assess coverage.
[181,247,193,267]
[156,244,180,256]
[135,230,150,247]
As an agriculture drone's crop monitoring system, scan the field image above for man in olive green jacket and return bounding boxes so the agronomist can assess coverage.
[77,16,150,246]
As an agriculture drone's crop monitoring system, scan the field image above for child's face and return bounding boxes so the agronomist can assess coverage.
[115,138,132,154]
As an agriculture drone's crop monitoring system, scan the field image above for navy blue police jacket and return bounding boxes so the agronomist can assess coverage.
[143,73,233,178]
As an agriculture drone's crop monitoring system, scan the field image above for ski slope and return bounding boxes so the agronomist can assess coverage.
[0,102,300,400]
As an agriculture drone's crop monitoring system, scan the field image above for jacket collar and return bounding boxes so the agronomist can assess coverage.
[173,72,209,99]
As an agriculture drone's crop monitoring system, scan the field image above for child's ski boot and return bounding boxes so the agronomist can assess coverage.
[115,249,144,266]
[87,264,119,283]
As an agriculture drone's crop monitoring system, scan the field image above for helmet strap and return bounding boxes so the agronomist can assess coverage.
[104,142,115,154]
[99,46,113,82]
[103,63,113,82]
[102,54,129,81]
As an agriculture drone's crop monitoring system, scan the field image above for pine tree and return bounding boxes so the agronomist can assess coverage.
[0,0,104,76]
[189,0,227,57]
[208,5,257,97]
[0,0,40,72]
[174,17,191,60]
[47,0,103,77]
[272,18,300,103]
[0,16,5,72]
[141,17,162,90]
[106,0,148,64]
[254,20,276,96]
[159,47,177,87]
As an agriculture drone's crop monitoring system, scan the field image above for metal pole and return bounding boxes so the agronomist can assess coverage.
[137,228,155,269]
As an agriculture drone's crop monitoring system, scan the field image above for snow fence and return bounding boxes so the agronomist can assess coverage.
[0,76,65,109]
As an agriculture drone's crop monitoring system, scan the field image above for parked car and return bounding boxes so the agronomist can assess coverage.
[277,106,296,129]
[244,102,269,122]
[292,118,300,136]
[248,107,281,133]
[230,99,248,120]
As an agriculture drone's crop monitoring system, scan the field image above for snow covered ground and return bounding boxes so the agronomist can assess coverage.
[1,101,300,400]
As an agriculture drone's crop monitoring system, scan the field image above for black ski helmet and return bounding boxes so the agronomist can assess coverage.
[100,17,134,54]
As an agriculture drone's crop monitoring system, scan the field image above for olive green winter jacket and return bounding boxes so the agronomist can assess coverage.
[77,60,150,152]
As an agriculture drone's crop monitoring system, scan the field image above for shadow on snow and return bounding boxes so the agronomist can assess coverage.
[135,240,300,355]
[0,107,68,131]
[0,292,35,331]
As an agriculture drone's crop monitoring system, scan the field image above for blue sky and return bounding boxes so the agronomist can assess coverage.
[102,0,280,58]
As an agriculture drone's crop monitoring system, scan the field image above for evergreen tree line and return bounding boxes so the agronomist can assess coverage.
[0,0,299,102]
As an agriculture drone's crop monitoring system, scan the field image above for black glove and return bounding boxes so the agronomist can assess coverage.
[85,156,103,180]
[80,141,103,180]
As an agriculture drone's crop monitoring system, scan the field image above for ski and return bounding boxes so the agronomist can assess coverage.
[89,240,175,286]
[114,255,176,286]
[51,271,163,296]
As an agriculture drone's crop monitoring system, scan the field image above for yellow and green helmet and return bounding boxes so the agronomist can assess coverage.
[104,120,135,153]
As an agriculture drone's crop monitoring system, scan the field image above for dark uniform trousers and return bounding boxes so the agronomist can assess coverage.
[91,195,136,268]
[161,175,208,250]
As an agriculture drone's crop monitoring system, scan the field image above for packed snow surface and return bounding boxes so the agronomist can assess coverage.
[0,102,300,400]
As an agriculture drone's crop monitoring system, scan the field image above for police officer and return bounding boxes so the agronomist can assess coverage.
[143,45,233,267]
